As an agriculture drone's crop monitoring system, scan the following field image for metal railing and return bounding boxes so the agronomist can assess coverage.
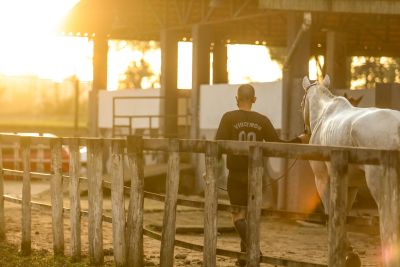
[112,95,191,138]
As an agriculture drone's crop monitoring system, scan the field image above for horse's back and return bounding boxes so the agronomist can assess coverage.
[350,108,400,149]
[314,105,400,149]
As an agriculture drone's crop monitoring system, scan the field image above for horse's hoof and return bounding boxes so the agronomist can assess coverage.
[345,251,361,267]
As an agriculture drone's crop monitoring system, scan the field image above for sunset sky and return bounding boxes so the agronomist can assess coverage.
[0,0,294,90]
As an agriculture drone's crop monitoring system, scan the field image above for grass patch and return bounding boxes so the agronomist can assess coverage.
[0,241,114,267]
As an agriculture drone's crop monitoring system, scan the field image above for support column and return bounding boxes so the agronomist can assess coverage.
[212,40,228,84]
[326,31,349,90]
[191,24,211,194]
[191,24,211,140]
[279,13,315,212]
[282,13,310,140]
[160,30,179,138]
[89,34,108,137]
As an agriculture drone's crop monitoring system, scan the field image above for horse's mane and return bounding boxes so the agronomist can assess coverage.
[316,83,354,109]
[317,83,334,98]
[309,83,335,102]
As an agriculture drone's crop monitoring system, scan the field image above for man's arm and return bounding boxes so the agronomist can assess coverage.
[262,116,302,143]
[215,113,230,140]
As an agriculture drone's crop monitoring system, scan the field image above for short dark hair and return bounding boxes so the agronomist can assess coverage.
[237,84,255,102]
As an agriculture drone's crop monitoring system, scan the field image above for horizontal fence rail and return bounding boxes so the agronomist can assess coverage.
[0,134,397,267]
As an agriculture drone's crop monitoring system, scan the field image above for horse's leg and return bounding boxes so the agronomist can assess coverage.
[365,165,400,267]
[309,161,330,214]
[324,162,361,267]
[364,165,382,205]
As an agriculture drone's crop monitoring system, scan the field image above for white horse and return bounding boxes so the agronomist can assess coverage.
[301,75,400,267]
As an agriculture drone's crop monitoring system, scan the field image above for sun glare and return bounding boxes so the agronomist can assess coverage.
[0,0,283,89]
[228,44,282,84]
[0,0,90,81]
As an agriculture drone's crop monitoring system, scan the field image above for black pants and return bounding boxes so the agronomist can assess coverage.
[227,171,248,207]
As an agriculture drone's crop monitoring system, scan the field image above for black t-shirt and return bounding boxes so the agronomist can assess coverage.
[215,110,300,172]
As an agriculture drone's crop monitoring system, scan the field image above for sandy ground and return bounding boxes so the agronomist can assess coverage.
[2,179,382,266]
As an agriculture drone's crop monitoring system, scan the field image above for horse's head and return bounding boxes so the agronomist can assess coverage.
[301,75,330,135]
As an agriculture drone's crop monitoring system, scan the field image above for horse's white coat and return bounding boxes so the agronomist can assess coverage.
[302,75,400,264]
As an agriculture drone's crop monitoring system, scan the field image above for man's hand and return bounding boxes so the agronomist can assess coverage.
[298,133,310,144]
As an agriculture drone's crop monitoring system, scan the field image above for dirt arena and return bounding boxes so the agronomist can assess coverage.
[1,179,382,266]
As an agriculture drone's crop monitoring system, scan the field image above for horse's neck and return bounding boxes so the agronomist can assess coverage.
[308,89,334,132]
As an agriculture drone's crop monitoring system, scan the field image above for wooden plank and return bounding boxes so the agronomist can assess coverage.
[87,139,104,265]
[142,138,385,164]
[379,150,400,267]
[20,137,31,255]
[328,150,349,267]
[111,139,127,267]
[247,145,263,267]
[203,141,219,267]
[0,134,51,145]
[142,163,192,179]
[68,138,81,261]
[160,139,180,267]
[0,137,5,240]
[126,135,144,267]
[50,138,65,256]
[36,143,45,172]
[144,227,326,267]
[13,142,19,178]
[1,194,327,267]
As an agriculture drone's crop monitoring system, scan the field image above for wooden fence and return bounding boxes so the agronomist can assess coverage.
[0,134,398,267]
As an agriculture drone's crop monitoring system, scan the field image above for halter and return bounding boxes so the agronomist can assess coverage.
[301,81,317,136]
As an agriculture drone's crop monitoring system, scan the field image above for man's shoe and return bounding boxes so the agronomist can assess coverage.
[235,258,247,267]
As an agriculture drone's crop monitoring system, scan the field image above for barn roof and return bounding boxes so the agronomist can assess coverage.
[62,0,400,56]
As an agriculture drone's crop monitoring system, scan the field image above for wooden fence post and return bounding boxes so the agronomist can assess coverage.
[111,139,127,267]
[0,136,5,241]
[37,143,45,172]
[50,138,64,256]
[126,135,144,266]
[328,150,349,267]
[87,139,104,265]
[20,136,31,255]
[68,138,81,261]
[379,150,400,267]
[203,141,219,267]
[13,142,20,175]
[247,145,263,267]
[160,138,180,267]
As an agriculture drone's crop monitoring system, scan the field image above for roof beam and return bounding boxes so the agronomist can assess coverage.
[259,0,400,15]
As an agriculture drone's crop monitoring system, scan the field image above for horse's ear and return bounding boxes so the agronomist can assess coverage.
[354,96,363,106]
[302,76,311,91]
[322,75,330,88]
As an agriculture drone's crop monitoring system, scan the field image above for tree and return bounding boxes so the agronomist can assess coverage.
[119,58,154,89]
[117,40,160,89]
[351,57,400,89]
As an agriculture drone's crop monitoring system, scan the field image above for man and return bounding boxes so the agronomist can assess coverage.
[215,84,307,266]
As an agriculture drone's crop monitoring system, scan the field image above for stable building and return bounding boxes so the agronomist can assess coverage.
[62,0,400,212]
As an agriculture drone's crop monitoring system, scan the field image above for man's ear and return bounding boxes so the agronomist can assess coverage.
[253,97,257,103]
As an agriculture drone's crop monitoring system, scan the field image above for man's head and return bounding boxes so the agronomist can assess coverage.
[236,84,256,109]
